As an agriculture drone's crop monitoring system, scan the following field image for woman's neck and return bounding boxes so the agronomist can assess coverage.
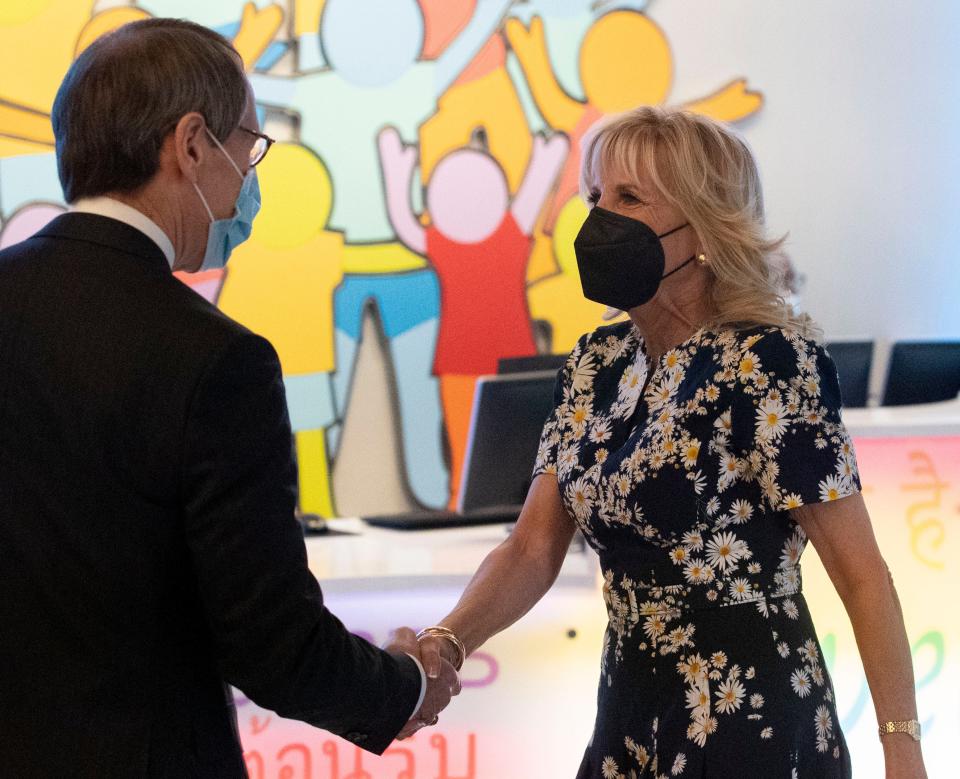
[628,301,709,363]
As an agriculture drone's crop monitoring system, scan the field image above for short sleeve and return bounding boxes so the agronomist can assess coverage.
[531,334,584,478]
[731,329,862,512]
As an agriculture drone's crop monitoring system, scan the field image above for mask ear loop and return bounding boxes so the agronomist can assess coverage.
[661,254,697,281]
[191,181,215,223]
[658,223,710,280]
[657,222,696,281]
[192,126,246,223]
[657,222,689,240]
[204,127,245,180]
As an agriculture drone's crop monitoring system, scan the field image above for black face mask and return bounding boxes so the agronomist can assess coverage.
[574,206,695,311]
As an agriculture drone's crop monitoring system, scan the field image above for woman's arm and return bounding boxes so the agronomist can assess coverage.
[793,492,927,778]
[418,473,578,674]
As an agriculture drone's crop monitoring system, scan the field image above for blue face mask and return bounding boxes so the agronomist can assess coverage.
[191,128,261,270]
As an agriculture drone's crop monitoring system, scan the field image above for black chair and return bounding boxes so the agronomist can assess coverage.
[497,353,568,374]
[881,341,960,406]
[823,341,873,408]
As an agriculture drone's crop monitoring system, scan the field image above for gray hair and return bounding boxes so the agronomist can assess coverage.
[52,18,247,203]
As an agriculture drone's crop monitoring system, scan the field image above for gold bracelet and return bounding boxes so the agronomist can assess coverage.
[878,720,921,741]
[416,626,466,671]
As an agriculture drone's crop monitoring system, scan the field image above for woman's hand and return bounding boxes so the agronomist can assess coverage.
[418,632,461,681]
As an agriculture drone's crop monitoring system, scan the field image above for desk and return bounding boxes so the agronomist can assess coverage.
[238,402,960,778]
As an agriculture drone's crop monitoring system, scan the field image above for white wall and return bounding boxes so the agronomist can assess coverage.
[649,0,960,340]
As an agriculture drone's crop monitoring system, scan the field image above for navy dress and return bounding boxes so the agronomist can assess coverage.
[533,321,860,778]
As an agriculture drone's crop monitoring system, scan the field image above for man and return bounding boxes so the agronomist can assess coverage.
[0,19,457,778]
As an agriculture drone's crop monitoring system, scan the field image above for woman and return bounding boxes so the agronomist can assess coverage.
[415,107,927,777]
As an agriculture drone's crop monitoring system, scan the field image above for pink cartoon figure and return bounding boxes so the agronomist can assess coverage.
[378,125,568,507]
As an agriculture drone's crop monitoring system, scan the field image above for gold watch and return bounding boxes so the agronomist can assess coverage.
[878,720,921,741]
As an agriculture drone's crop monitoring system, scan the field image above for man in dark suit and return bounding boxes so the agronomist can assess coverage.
[0,19,458,778]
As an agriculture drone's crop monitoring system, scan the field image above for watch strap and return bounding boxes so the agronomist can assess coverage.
[878,720,921,741]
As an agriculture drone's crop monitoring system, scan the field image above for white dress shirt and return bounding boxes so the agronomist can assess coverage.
[405,653,428,719]
[70,196,176,269]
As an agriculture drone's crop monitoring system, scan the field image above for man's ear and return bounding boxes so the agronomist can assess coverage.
[172,112,208,183]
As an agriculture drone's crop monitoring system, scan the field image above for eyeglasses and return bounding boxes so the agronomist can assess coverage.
[237,125,275,167]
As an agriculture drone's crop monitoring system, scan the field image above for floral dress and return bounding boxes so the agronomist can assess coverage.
[533,321,860,778]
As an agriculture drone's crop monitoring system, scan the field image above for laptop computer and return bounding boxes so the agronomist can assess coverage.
[363,370,558,529]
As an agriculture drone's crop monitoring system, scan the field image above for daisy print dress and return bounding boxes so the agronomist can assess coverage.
[533,320,860,778]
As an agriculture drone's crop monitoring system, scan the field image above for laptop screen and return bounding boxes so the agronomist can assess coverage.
[457,370,558,513]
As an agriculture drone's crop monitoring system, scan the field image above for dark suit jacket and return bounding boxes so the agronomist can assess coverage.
[0,213,421,777]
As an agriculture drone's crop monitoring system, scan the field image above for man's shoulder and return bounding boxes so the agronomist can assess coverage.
[161,274,252,338]
[154,274,277,378]
[0,228,263,372]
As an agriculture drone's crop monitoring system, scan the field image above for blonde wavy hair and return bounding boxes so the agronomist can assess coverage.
[580,106,819,340]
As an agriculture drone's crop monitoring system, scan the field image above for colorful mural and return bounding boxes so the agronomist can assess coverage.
[0,0,763,515]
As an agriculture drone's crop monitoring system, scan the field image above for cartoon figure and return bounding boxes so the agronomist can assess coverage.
[0,2,282,162]
[0,7,133,222]
[0,100,55,158]
[248,0,514,242]
[330,254,449,510]
[417,0,533,195]
[505,9,763,233]
[73,6,152,56]
[215,142,343,517]
[216,141,447,514]
[0,1,772,521]
[246,0,514,509]
[107,1,284,70]
[0,0,92,159]
[506,0,650,116]
[290,0,327,70]
[223,2,285,70]
[378,126,568,506]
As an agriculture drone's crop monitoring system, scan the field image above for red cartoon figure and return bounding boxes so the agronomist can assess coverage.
[378,125,567,506]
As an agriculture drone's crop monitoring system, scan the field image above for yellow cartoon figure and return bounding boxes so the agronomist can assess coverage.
[0,0,92,157]
[417,0,532,195]
[0,1,282,160]
[217,142,344,517]
[217,142,429,516]
[506,10,762,234]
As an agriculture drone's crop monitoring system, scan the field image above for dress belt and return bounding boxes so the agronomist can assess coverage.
[599,562,804,617]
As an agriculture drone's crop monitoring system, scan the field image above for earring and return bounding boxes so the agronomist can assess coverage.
[696,253,709,265]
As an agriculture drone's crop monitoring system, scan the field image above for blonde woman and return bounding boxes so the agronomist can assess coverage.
[415,107,927,778]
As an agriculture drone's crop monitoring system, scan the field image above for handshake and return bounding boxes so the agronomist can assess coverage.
[384,626,465,740]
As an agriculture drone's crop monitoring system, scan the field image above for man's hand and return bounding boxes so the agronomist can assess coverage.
[395,657,460,740]
[383,628,461,739]
[383,626,420,658]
